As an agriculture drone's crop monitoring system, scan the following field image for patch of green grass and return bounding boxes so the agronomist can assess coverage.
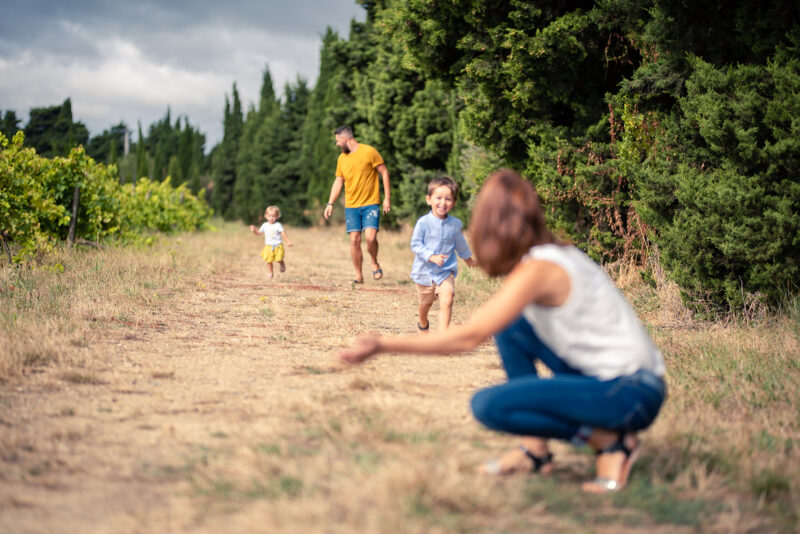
[60,372,104,385]
[407,490,433,518]
[210,431,228,439]
[260,307,274,318]
[22,348,57,367]
[27,461,52,477]
[382,429,441,444]
[750,469,791,502]
[521,476,708,528]
[611,478,708,526]
[277,476,303,497]
[287,444,320,457]
[195,476,304,500]
[353,450,382,471]
[754,429,780,453]
[141,462,187,480]
[254,443,281,455]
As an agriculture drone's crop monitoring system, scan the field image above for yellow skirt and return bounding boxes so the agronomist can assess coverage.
[260,244,285,263]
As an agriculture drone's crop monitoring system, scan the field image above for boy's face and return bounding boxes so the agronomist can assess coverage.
[266,211,278,223]
[426,185,455,219]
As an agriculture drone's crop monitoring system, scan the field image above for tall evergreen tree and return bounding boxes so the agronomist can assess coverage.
[256,78,310,224]
[135,122,148,180]
[86,122,126,163]
[1,109,21,140]
[24,98,89,157]
[211,84,244,219]
[234,68,280,223]
[302,28,352,213]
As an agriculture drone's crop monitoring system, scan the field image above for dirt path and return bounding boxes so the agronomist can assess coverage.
[2,226,524,533]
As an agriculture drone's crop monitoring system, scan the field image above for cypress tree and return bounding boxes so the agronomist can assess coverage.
[1,110,21,140]
[135,122,148,180]
[211,84,244,219]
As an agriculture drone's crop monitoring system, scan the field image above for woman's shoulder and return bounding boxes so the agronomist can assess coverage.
[527,243,576,260]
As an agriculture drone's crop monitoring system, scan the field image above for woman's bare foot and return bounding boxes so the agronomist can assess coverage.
[582,433,640,493]
[481,442,553,476]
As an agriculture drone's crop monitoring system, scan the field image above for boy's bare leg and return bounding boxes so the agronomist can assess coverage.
[418,300,433,331]
[349,231,364,282]
[267,263,274,279]
[438,291,454,329]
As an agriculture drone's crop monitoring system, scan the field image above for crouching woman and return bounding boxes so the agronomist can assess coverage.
[339,169,666,492]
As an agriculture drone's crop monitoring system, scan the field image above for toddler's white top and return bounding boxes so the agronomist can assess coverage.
[259,222,284,247]
[522,244,665,380]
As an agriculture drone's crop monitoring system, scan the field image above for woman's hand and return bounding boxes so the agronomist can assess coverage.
[339,336,381,364]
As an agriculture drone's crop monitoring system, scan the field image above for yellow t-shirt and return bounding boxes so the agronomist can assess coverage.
[335,143,384,208]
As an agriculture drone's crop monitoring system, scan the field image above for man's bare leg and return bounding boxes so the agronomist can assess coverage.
[363,227,381,277]
[349,231,364,282]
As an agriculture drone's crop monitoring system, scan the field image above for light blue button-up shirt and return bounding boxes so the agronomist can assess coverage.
[410,212,473,286]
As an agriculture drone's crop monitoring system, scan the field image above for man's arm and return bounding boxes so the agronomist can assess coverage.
[376,163,390,214]
[324,176,344,220]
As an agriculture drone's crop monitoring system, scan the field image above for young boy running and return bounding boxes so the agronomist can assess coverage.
[410,176,476,331]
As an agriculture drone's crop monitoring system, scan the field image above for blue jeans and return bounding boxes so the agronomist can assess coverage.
[471,316,666,442]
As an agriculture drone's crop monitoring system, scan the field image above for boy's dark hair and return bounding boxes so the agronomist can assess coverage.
[334,126,354,138]
[470,168,558,277]
[427,176,459,197]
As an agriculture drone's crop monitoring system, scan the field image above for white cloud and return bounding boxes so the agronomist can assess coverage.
[0,1,363,148]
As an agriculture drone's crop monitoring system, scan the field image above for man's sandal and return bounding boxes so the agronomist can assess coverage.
[418,323,429,331]
[584,433,640,493]
[373,268,383,280]
[484,445,553,475]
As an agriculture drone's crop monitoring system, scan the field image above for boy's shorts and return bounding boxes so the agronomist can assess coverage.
[345,204,380,233]
[416,275,455,306]
[260,244,285,263]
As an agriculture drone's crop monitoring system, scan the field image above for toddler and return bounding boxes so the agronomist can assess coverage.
[249,206,293,278]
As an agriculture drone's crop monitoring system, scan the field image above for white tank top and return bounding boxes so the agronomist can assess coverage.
[522,244,665,380]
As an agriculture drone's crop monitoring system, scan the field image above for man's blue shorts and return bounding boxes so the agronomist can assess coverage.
[345,204,381,233]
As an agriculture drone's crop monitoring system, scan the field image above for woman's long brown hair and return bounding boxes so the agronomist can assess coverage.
[470,169,557,277]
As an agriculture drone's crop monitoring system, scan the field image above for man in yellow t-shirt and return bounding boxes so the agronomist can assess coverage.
[323,126,391,284]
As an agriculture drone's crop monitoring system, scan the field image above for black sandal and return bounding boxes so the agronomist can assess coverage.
[519,445,554,472]
[484,445,553,475]
[417,323,429,331]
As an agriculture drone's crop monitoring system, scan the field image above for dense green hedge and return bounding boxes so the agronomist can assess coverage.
[634,52,800,309]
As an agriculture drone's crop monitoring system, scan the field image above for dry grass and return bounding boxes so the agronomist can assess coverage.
[0,220,798,533]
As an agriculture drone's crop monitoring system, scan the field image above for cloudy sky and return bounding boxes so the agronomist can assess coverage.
[0,0,365,149]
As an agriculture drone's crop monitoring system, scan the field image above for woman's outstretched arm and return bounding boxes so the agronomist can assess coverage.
[338,259,569,363]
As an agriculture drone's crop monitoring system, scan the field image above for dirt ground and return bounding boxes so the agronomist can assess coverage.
[1,226,535,533]
[5,224,784,533]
